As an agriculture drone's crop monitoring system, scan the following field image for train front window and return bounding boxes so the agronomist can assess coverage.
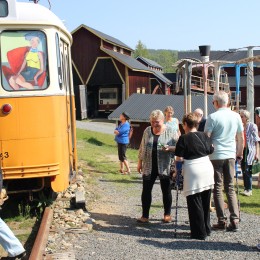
[0,0,8,17]
[0,30,49,91]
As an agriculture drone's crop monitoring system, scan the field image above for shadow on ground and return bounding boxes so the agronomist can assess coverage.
[88,212,256,253]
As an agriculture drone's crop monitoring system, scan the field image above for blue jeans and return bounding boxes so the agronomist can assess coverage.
[0,218,25,257]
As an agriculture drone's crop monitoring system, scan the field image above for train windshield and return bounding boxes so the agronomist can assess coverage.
[0,30,49,91]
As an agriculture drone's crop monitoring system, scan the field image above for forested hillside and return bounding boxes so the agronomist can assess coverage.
[134,40,178,73]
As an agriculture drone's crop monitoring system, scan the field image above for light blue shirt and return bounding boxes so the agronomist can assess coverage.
[204,108,243,160]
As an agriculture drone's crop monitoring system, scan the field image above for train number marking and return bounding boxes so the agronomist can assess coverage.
[0,152,9,160]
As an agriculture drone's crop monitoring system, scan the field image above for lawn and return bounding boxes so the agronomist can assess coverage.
[77,128,260,215]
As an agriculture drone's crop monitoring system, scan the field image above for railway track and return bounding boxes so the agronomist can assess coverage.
[29,207,53,260]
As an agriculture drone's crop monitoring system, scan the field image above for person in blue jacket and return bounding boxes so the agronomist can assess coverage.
[114,112,131,174]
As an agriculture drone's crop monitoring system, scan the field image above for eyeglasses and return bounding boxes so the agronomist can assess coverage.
[151,120,161,124]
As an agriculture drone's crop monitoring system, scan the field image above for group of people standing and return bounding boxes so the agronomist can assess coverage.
[114,90,259,241]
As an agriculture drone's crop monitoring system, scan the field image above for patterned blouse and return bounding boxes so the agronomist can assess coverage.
[138,126,179,177]
[165,118,179,132]
[244,122,260,165]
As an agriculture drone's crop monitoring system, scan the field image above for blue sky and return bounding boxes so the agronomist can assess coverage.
[18,0,260,51]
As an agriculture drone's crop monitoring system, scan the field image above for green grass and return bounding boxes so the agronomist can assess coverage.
[77,128,139,190]
[237,184,260,215]
[77,128,260,215]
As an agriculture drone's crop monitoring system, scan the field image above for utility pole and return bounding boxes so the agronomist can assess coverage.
[182,66,187,114]
[235,65,241,111]
[247,47,254,122]
[213,63,220,92]
[186,61,192,113]
[199,45,211,119]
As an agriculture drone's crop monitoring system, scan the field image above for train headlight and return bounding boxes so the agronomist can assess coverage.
[2,104,12,114]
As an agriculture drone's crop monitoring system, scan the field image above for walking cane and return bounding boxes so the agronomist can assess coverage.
[235,160,241,222]
[174,161,183,238]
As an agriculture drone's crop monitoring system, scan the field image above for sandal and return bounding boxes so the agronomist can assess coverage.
[163,215,172,223]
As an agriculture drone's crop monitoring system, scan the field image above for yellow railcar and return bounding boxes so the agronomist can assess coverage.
[0,0,77,194]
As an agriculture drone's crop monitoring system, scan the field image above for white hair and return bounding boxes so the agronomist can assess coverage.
[150,110,164,121]
[213,91,229,106]
[240,109,250,122]
[194,108,203,117]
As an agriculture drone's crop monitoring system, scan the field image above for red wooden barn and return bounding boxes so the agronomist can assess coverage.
[71,24,172,119]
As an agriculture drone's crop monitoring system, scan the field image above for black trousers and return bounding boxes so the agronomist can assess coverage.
[186,189,211,239]
[141,171,172,219]
[117,143,127,162]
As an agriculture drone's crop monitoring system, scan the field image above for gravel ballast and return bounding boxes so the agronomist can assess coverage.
[74,172,260,260]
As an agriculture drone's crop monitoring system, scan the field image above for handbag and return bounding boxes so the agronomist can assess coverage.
[252,160,260,175]
[170,159,183,190]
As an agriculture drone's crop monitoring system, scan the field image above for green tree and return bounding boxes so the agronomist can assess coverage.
[148,49,178,73]
[134,40,149,58]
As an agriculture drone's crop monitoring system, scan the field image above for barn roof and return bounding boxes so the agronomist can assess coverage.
[101,47,151,72]
[136,56,163,69]
[178,50,260,62]
[101,48,172,84]
[72,24,133,51]
[152,70,173,85]
[108,93,215,122]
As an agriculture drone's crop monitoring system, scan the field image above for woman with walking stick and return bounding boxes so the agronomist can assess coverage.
[175,113,214,240]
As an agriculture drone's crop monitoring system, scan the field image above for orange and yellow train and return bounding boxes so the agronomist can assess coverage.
[0,0,77,194]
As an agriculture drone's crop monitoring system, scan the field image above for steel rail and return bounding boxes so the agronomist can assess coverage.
[29,207,53,260]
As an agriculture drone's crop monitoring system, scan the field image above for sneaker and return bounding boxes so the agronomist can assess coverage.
[226,221,239,232]
[241,190,252,196]
[137,217,149,223]
[5,251,26,260]
[212,221,227,230]
[163,215,172,223]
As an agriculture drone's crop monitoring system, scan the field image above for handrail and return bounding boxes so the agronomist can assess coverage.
[188,75,229,92]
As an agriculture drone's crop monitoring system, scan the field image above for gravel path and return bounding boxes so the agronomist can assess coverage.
[76,120,115,135]
[75,171,260,260]
[74,121,259,259]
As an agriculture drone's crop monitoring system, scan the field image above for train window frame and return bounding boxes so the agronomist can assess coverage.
[59,38,72,92]
[0,30,50,92]
[0,0,8,17]
[55,33,63,89]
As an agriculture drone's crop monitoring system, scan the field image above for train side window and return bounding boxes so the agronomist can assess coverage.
[60,39,70,91]
[0,0,8,17]
[56,33,63,89]
[0,30,49,91]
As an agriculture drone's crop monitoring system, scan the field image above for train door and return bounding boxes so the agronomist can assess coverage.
[59,37,75,178]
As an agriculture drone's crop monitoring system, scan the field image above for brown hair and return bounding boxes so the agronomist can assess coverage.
[164,106,174,114]
[182,112,199,129]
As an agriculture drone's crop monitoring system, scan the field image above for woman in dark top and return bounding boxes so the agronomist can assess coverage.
[137,110,178,223]
[175,113,214,240]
